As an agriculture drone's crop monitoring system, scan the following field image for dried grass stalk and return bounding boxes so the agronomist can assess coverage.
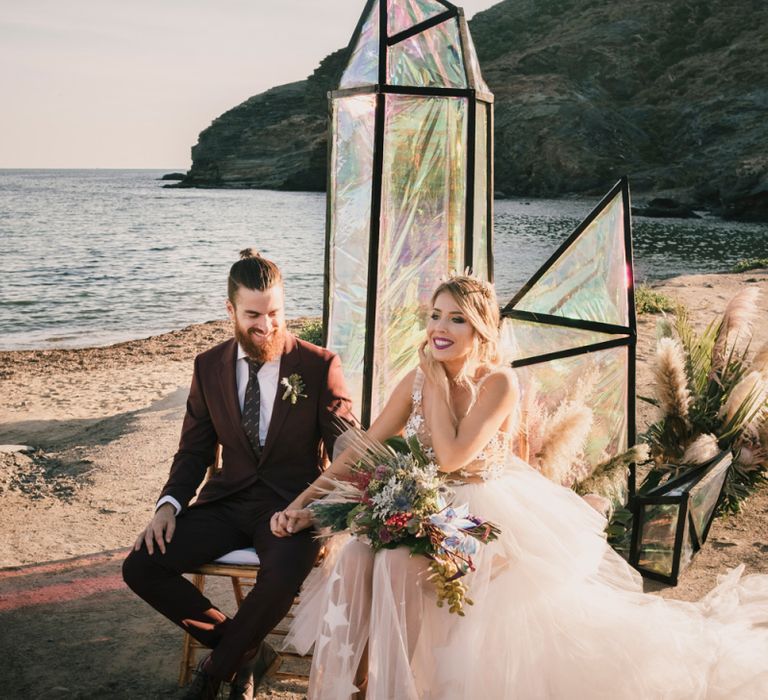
[681,433,720,465]
[537,401,593,485]
[653,337,691,420]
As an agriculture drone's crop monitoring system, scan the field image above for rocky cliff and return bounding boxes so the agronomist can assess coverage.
[177,0,768,220]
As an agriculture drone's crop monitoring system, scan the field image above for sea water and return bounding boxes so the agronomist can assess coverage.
[1,169,766,351]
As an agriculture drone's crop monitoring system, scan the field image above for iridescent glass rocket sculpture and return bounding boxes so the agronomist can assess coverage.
[323,0,494,425]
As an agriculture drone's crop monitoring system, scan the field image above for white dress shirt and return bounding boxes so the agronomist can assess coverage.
[157,344,282,515]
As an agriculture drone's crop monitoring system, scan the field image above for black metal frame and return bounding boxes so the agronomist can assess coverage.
[501,177,638,493]
[629,451,732,585]
[324,0,494,426]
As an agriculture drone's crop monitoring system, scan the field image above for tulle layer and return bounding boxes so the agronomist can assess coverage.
[286,456,768,699]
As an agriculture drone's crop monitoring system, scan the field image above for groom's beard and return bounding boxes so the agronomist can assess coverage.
[234,321,286,363]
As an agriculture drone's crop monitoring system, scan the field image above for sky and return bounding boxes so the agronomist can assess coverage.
[0,0,499,169]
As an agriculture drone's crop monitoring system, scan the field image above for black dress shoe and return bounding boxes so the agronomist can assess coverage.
[183,656,222,700]
[228,642,282,700]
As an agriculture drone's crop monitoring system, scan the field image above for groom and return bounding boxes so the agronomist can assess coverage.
[123,249,353,699]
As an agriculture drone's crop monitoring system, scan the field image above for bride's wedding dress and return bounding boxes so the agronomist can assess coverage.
[286,370,768,699]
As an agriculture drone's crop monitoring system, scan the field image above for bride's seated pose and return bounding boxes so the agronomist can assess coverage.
[270,275,768,700]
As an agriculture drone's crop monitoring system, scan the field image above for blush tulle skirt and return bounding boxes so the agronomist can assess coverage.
[285,455,768,699]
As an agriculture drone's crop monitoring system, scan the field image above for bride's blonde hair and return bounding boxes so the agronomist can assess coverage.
[421,275,503,426]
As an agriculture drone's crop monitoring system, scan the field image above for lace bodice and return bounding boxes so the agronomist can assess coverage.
[403,369,515,482]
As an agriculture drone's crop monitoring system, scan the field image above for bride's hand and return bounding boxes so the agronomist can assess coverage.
[417,340,430,372]
[283,507,314,534]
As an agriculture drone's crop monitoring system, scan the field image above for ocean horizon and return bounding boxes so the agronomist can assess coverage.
[1,168,766,351]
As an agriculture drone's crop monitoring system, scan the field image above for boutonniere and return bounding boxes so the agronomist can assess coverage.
[281,373,307,404]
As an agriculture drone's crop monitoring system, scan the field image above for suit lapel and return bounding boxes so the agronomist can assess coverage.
[218,339,260,462]
[259,333,301,465]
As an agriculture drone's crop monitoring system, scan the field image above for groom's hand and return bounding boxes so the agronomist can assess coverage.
[134,503,176,555]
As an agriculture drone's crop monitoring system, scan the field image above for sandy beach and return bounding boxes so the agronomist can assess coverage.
[1,270,767,699]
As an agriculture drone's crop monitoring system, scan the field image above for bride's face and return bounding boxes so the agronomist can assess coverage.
[427,291,475,363]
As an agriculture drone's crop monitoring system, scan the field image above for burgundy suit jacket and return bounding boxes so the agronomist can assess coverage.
[158,333,353,509]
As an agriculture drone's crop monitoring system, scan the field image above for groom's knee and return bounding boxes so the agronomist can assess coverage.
[122,547,153,595]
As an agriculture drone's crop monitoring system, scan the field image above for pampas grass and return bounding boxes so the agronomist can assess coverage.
[712,286,761,370]
[575,444,650,504]
[643,290,768,513]
[752,341,768,377]
[653,337,691,420]
[536,400,593,485]
[720,371,768,431]
[681,434,720,465]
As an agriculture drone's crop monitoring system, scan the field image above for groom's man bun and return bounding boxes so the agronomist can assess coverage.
[228,248,283,303]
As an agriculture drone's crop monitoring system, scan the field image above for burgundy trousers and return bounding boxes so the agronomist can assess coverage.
[122,480,320,681]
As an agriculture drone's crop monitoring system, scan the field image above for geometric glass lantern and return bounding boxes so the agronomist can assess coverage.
[323,0,494,426]
[500,178,639,496]
[629,451,733,585]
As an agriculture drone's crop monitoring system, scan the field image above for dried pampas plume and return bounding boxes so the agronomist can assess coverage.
[752,341,768,377]
[721,371,768,430]
[653,337,691,420]
[681,434,720,465]
[575,444,650,505]
[713,286,761,369]
[536,401,593,485]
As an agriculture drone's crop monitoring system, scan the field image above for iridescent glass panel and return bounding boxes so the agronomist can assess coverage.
[389,18,467,89]
[472,106,489,279]
[340,3,379,89]
[689,454,731,540]
[638,503,679,577]
[515,192,629,326]
[371,94,467,417]
[326,94,377,413]
[388,0,448,35]
[514,345,629,469]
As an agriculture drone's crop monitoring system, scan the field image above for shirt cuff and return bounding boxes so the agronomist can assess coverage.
[156,495,182,516]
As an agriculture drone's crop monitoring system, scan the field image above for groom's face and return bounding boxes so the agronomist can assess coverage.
[227,284,286,363]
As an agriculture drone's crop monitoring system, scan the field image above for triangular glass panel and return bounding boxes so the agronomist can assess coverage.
[501,318,625,362]
[340,1,380,89]
[388,0,449,36]
[388,17,467,88]
[688,453,731,542]
[515,344,629,482]
[512,190,630,327]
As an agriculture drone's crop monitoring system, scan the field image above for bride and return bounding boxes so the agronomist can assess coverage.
[270,275,768,699]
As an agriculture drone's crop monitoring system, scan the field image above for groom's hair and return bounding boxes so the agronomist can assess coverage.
[228,248,283,303]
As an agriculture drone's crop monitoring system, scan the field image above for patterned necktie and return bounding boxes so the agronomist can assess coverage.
[241,359,263,456]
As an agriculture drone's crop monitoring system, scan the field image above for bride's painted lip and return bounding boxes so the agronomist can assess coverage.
[432,337,454,350]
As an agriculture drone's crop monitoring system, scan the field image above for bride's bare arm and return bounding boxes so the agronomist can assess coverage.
[425,368,518,473]
[272,370,417,535]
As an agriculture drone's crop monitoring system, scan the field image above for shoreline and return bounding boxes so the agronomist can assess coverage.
[3,265,765,355]
[1,269,767,601]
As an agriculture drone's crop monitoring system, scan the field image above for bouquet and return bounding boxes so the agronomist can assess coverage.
[309,429,501,615]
